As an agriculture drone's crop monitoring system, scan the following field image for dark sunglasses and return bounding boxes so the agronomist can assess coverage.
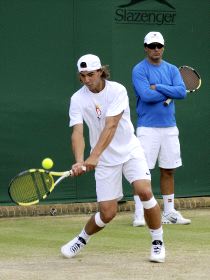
[146,43,164,49]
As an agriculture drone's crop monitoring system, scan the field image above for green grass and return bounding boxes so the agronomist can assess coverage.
[0,209,210,280]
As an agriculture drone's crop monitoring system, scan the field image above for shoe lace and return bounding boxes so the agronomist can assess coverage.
[152,240,163,254]
[70,236,86,253]
[70,242,82,253]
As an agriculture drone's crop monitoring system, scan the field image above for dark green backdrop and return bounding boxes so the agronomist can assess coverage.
[1,0,210,205]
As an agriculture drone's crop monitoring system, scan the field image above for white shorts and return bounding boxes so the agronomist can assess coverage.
[95,157,151,202]
[136,127,182,170]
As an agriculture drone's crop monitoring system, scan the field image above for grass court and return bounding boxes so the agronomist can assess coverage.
[0,209,210,280]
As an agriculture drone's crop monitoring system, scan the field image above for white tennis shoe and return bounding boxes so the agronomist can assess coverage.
[162,210,191,225]
[150,240,165,263]
[133,214,146,227]
[61,236,86,258]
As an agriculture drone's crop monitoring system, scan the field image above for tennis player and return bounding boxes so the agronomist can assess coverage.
[132,31,191,227]
[61,54,165,262]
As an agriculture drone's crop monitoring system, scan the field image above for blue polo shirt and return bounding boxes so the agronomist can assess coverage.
[132,59,186,127]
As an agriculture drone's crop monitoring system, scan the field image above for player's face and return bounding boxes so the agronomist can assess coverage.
[79,70,105,93]
[145,43,164,64]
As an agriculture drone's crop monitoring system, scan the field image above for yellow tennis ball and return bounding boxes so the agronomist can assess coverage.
[42,158,54,169]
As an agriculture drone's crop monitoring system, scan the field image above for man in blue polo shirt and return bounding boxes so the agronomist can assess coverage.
[132,31,191,227]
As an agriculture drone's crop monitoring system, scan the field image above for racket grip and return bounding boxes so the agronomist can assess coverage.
[81,166,87,171]
[164,98,172,106]
[69,166,86,176]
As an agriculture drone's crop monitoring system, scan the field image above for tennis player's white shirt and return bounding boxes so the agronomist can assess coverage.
[69,80,142,166]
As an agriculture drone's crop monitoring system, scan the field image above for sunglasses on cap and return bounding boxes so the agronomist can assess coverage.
[146,43,164,49]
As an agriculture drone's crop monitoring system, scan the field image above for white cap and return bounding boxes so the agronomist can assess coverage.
[77,54,102,72]
[144,32,164,45]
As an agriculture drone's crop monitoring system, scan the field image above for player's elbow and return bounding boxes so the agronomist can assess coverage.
[106,113,123,129]
[180,89,187,99]
[105,123,118,136]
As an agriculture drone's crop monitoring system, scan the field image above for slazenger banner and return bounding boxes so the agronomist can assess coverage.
[114,0,176,25]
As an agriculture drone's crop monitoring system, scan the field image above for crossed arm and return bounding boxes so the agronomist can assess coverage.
[132,66,186,103]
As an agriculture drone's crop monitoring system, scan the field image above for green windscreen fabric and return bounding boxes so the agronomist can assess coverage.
[1,0,210,205]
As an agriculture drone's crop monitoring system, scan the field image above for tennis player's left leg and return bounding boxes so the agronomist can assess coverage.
[123,156,165,263]
[133,127,160,227]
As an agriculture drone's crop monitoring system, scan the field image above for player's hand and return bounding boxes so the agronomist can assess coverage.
[150,85,156,90]
[71,162,86,176]
[84,155,99,172]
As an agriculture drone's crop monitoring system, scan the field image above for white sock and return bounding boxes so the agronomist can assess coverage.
[134,195,144,216]
[79,228,90,243]
[162,194,174,214]
[150,227,163,242]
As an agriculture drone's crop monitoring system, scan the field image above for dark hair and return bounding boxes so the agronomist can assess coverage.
[78,65,110,82]
[100,65,110,79]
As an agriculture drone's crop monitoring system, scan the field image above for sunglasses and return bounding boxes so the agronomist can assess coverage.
[146,43,164,49]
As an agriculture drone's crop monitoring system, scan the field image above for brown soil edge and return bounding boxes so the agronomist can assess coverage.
[0,197,210,218]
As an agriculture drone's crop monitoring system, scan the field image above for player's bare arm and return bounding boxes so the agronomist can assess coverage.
[85,112,123,171]
[71,123,86,175]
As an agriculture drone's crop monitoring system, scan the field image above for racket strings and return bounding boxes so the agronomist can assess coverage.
[9,171,54,204]
[180,68,200,91]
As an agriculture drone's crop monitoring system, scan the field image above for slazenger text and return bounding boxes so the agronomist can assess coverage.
[115,9,176,25]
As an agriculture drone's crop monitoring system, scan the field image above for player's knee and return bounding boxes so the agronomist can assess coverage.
[133,179,153,201]
[138,188,153,201]
[100,209,117,223]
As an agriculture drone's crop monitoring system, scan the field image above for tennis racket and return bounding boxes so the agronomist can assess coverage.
[8,167,86,206]
[164,65,201,106]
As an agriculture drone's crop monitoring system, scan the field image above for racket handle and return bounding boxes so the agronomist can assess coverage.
[69,165,86,176]
[82,166,87,171]
[164,98,172,106]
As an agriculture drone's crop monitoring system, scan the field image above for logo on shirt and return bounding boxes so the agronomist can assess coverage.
[95,105,102,119]
[114,0,176,25]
